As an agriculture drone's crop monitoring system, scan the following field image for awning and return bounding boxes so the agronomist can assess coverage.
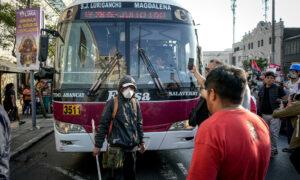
[0,58,25,73]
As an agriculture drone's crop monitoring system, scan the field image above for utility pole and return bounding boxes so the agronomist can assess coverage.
[271,0,275,64]
[231,0,237,44]
[27,0,37,129]
[263,0,269,22]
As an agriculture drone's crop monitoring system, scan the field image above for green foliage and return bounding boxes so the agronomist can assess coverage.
[0,3,16,27]
[45,24,57,59]
[0,0,62,58]
[242,58,268,72]
[47,0,66,13]
[0,3,17,56]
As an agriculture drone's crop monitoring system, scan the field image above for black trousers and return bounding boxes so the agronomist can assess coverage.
[109,151,136,180]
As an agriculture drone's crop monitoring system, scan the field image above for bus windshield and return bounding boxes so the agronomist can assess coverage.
[55,20,198,90]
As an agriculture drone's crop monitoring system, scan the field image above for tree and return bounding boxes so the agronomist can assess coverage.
[0,3,17,57]
[0,0,65,58]
[242,58,268,72]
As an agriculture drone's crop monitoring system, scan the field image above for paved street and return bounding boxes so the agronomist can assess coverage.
[10,132,300,180]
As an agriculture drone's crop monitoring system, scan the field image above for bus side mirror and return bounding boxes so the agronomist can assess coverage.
[39,34,49,62]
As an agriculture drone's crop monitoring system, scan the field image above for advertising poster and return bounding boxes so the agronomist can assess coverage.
[16,7,42,70]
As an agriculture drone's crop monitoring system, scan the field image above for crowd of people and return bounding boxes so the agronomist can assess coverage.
[248,64,300,157]
[1,60,299,179]
[2,77,49,124]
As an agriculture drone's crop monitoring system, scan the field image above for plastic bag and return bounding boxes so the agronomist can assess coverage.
[102,147,124,169]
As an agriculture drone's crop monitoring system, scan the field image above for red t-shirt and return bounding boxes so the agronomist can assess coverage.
[187,109,270,180]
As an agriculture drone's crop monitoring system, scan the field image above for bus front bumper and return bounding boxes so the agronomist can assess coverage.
[54,124,197,152]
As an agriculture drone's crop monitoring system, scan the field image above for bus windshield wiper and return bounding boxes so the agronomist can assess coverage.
[138,48,167,95]
[88,52,122,96]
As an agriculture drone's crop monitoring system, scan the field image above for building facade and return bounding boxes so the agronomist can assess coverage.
[203,50,232,67]
[283,35,300,72]
[232,21,284,69]
[232,20,300,72]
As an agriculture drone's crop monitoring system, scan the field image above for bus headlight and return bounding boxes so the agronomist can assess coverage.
[55,120,86,134]
[169,120,195,131]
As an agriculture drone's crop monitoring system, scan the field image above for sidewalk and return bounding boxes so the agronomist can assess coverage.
[10,113,54,160]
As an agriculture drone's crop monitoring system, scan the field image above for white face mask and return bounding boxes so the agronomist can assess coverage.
[289,71,298,79]
[122,88,134,99]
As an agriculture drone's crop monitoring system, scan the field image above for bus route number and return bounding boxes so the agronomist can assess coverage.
[63,105,81,115]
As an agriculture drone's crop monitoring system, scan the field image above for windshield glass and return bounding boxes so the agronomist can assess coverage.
[130,22,197,89]
[55,21,198,90]
[55,21,126,89]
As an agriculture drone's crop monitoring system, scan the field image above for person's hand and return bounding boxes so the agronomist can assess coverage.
[92,147,101,156]
[139,144,146,154]
[283,83,289,89]
[279,101,284,109]
[188,64,196,73]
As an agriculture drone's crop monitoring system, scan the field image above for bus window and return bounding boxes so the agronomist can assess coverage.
[129,22,197,89]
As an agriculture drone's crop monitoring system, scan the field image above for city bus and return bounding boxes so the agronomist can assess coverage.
[51,0,202,152]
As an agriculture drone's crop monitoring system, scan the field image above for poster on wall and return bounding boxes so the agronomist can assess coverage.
[16,7,43,70]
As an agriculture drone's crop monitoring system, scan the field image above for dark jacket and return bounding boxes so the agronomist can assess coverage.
[258,84,285,114]
[0,105,11,179]
[95,76,144,150]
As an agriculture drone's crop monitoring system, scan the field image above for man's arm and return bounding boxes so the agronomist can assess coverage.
[94,99,114,148]
[136,101,146,153]
[10,94,15,107]
[189,65,207,99]
[0,106,10,179]
[136,102,144,144]
[273,102,300,118]
[187,143,221,180]
[189,65,206,88]
[279,86,287,99]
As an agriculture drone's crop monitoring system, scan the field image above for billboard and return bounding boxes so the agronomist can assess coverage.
[16,7,43,70]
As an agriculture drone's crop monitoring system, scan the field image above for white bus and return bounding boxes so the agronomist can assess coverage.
[51,0,202,152]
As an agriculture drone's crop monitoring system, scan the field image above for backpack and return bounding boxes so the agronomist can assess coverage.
[188,97,210,127]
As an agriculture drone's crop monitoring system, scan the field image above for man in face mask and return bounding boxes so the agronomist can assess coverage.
[93,75,145,180]
[284,64,300,95]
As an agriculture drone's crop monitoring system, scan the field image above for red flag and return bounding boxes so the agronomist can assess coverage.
[253,60,261,72]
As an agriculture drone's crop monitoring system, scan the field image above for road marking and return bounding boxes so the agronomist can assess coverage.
[160,158,177,180]
[53,166,87,180]
[177,163,188,175]
[42,163,88,180]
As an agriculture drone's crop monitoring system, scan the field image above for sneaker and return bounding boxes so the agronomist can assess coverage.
[282,148,292,153]
[19,121,26,125]
[271,150,278,157]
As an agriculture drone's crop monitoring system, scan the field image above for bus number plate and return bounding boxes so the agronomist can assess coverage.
[63,105,81,115]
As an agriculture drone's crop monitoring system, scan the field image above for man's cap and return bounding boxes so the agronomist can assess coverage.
[288,64,300,71]
[118,75,137,92]
[122,83,136,88]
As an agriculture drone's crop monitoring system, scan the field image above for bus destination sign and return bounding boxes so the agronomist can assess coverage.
[80,2,172,20]
[81,9,172,20]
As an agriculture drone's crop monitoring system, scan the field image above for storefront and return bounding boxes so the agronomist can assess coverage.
[0,58,25,105]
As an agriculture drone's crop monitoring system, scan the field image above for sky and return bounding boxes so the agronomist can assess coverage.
[179,0,300,51]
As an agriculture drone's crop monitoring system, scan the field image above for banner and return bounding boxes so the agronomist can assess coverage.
[16,7,43,70]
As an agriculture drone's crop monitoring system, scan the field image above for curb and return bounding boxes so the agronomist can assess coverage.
[10,128,54,160]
